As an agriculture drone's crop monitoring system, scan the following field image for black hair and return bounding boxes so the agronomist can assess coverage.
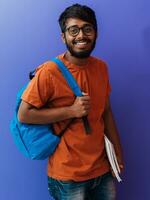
[58,4,97,33]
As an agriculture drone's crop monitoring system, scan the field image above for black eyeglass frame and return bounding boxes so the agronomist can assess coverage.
[65,24,95,37]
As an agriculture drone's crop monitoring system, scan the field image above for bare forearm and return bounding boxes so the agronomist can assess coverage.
[103,97,124,165]
[18,104,74,124]
[18,94,90,124]
[104,109,123,158]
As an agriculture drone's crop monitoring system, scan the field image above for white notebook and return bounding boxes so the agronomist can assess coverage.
[104,135,122,182]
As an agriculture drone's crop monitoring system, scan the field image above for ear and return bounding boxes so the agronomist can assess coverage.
[61,33,66,43]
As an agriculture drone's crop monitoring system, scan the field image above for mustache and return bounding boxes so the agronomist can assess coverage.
[72,39,91,44]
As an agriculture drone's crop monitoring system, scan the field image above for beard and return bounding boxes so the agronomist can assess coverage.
[64,36,96,59]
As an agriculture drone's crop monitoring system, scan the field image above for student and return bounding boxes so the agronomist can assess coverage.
[18,4,123,200]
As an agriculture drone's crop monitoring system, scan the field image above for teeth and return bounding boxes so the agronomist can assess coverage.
[78,42,87,44]
[76,41,87,44]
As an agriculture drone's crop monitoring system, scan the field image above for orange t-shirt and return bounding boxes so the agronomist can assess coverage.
[22,53,111,181]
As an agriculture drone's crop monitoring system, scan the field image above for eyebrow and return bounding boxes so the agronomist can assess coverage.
[66,24,92,29]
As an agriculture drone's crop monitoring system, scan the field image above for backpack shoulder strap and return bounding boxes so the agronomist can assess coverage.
[51,57,91,134]
[51,57,83,97]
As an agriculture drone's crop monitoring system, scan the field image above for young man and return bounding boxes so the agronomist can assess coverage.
[18,4,123,200]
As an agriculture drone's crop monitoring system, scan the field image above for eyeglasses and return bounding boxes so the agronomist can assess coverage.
[65,24,95,37]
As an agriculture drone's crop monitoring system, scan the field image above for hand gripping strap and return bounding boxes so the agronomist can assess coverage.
[51,57,91,134]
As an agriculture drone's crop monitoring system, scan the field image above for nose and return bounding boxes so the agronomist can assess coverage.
[77,29,85,38]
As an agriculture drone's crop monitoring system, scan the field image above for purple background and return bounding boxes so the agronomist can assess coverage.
[0,0,150,199]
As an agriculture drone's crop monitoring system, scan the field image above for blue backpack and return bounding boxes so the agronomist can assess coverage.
[10,58,91,160]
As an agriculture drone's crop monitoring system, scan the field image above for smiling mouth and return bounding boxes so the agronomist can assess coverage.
[73,40,90,48]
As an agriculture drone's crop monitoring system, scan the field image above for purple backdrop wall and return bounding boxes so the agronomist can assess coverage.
[0,0,150,199]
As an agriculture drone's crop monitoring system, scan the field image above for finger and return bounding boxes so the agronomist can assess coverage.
[80,96,90,101]
[119,165,124,172]
[111,170,115,178]
[83,105,90,110]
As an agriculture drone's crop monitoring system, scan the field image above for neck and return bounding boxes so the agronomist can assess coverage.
[65,51,89,66]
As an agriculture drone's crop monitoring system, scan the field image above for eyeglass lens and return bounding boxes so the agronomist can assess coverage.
[67,25,94,36]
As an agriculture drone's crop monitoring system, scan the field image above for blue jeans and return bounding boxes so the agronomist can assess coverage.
[48,172,116,200]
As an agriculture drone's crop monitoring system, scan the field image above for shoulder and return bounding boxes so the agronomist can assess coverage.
[35,60,57,74]
[34,57,62,78]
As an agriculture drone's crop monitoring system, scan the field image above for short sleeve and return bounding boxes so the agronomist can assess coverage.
[21,63,54,108]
